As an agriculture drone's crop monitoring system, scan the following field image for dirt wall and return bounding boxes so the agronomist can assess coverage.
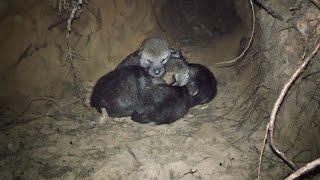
[0,0,319,179]
[0,0,163,112]
[256,0,320,168]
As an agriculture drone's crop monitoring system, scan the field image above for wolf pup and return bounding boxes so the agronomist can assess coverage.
[90,66,157,117]
[90,66,190,124]
[186,63,217,107]
[117,37,180,77]
[131,84,190,125]
[163,56,190,87]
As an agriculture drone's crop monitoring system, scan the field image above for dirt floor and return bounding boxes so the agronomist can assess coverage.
[0,0,319,179]
[0,24,281,180]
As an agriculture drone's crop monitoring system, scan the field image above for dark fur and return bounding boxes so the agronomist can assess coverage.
[117,50,182,69]
[90,66,190,124]
[132,85,190,125]
[116,50,141,69]
[186,63,217,107]
[90,66,154,117]
[116,39,181,78]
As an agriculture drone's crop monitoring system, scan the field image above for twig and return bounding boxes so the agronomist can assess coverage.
[269,41,319,169]
[257,40,320,179]
[257,123,269,180]
[1,98,81,130]
[66,0,85,101]
[293,150,312,162]
[232,109,267,144]
[48,18,68,30]
[86,7,102,30]
[284,158,320,180]
[126,144,141,167]
[309,0,320,10]
[215,0,255,67]
[183,169,198,176]
[112,0,124,16]
[18,98,60,117]
[302,70,320,79]
[66,42,85,100]
[236,91,259,130]
[311,97,320,106]
[254,0,283,20]
[10,42,48,70]
[67,0,82,38]
[284,125,304,153]
[12,44,33,68]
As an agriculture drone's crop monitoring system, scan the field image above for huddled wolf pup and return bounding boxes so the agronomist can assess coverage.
[163,57,190,87]
[131,62,217,124]
[90,66,190,124]
[186,63,217,107]
[163,56,217,107]
[90,66,159,117]
[116,37,180,77]
[131,84,190,125]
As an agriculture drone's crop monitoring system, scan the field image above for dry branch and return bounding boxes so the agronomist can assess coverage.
[67,0,82,37]
[11,43,47,69]
[269,41,319,170]
[48,18,68,30]
[18,98,60,117]
[215,0,255,67]
[1,98,81,130]
[112,0,124,16]
[257,40,320,180]
[13,44,33,68]
[302,70,320,79]
[66,0,85,101]
[254,0,283,20]
[257,123,269,180]
[284,158,320,180]
[309,0,320,9]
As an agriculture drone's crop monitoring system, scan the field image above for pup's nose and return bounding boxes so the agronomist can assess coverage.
[154,68,161,75]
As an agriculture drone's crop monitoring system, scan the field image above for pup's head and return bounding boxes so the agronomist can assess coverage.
[138,37,175,77]
[163,57,190,87]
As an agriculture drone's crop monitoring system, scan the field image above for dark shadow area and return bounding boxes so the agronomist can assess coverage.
[157,0,248,45]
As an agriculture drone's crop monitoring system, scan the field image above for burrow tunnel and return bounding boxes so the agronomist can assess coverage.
[0,0,319,179]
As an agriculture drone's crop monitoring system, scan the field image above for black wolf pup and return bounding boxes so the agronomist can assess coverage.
[90,66,190,124]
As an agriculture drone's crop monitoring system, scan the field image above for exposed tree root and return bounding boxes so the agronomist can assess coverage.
[309,0,320,9]
[255,0,283,20]
[66,0,85,101]
[284,158,320,180]
[215,0,255,67]
[257,40,320,180]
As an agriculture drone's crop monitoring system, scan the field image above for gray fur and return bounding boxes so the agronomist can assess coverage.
[90,66,190,124]
[164,57,190,87]
[186,63,217,107]
[117,37,175,77]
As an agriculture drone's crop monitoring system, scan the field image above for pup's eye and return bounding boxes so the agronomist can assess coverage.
[161,58,168,64]
[146,59,152,65]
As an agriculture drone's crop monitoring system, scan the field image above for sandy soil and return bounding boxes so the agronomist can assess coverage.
[0,1,293,179]
[0,27,287,180]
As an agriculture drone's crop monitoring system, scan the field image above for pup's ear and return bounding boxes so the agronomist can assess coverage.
[170,48,181,58]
